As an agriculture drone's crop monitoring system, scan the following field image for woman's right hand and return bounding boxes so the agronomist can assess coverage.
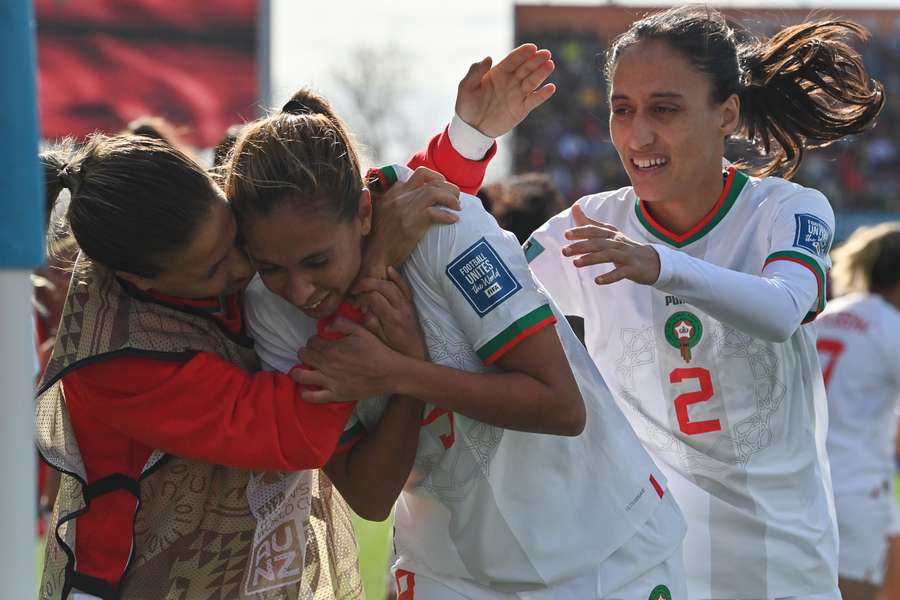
[361,167,460,279]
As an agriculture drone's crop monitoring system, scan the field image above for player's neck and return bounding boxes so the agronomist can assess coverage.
[643,167,726,236]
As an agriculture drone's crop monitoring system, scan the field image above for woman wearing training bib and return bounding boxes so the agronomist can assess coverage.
[524,7,884,600]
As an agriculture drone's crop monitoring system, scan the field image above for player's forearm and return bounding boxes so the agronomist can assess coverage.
[652,244,819,341]
[325,395,423,522]
[390,355,583,435]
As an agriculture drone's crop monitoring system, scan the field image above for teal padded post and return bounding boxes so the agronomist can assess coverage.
[1,0,44,268]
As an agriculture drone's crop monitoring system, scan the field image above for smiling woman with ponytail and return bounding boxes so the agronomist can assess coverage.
[522,6,885,599]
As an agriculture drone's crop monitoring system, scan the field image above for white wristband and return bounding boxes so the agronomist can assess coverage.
[448,114,495,161]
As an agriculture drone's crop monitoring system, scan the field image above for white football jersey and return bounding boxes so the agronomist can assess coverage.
[245,164,683,592]
[527,168,839,599]
[817,293,900,498]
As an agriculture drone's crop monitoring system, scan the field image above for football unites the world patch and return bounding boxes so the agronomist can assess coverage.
[447,238,522,316]
[665,311,703,363]
[793,213,833,257]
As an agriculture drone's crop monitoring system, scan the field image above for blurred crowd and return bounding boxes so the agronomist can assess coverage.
[514,28,900,213]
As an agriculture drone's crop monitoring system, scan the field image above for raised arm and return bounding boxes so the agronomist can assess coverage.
[562,191,833,342]
[363,44,556,279]
[409,43,557,194]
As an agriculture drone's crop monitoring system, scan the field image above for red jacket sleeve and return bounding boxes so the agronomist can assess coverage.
[408,126,496,196]
[63,352,355,471]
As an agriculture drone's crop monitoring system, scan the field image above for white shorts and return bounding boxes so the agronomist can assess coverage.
[834,490,893,585]
[394,493,687,600]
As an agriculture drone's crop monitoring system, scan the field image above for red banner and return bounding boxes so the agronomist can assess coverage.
[37,0,258,147]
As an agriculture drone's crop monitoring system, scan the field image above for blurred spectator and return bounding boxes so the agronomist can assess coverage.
[515,26,900,214]
[479,172,567,244]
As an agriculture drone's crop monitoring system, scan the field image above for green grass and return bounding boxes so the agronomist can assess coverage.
[353,514,394,600]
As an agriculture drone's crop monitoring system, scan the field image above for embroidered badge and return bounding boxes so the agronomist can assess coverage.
[665,311,703,363]
[793,213,833,257]
[447,238,522,316]
[523,237,545,263]
[649,584,672,600]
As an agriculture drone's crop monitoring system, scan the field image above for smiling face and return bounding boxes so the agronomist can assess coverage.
[241,192,372,319]
[608,39,739,206]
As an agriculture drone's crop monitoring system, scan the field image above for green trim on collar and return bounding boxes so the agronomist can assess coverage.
[635,168,749,247]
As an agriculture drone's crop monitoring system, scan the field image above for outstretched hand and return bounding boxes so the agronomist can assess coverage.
[563,204,662,286]
[456,43,556,138]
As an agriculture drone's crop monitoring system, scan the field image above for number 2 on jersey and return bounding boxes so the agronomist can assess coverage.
[670,367,721,435]
[816,338,845,387]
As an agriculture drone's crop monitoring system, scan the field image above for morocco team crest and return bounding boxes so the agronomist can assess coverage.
[665,311,703,363]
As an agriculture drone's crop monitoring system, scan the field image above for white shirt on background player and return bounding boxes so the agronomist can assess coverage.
[244,162,687,599]
[819,293,900,499]
[527,166,839,599]
[817,293,900,584]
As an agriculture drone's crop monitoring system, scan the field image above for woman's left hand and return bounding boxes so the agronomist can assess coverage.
[562,204,661,285]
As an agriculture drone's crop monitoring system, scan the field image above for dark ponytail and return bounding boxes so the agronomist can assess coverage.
[606,7,885,179]
[40,134,222,278]
[226,89,364,222]
[737,20,884,178]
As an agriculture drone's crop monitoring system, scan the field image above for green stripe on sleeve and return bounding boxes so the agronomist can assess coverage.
[476,304,555,362]
[764,250,827,315]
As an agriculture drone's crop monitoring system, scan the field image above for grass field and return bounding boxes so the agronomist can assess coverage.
[353,515,394,600]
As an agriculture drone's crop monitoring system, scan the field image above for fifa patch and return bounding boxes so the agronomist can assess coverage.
[793,213,832,257]
[523,237,545,263]
[447,238,521,316]
[665,311,703,363]
[649,584,672,600]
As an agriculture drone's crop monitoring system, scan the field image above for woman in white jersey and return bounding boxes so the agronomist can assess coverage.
[522,7,885,600]
[224,82,689,598]
[816,223,900,600]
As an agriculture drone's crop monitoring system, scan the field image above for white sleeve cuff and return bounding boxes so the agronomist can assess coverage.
[448,114,495,161]
[650,243,677,287]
